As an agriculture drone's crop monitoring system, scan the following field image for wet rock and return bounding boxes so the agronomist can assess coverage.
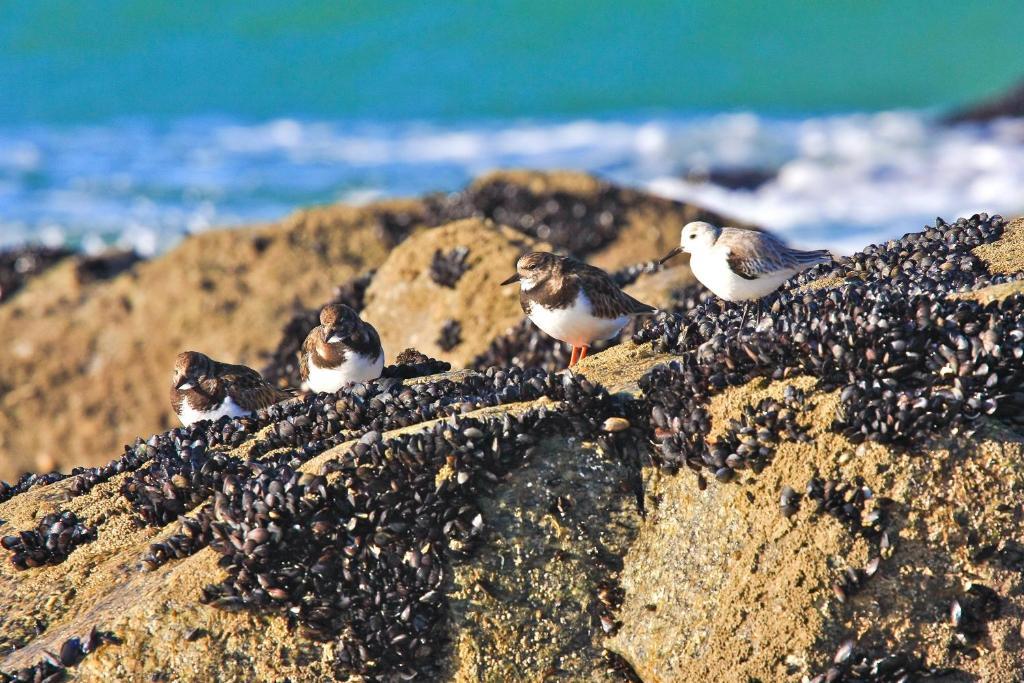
[0,245,71,303]
[944,79,1024,123]
[73,249,141,285]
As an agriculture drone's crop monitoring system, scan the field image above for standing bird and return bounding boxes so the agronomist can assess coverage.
[170,351,292,426]
[501,251,656,367]
[300,303,384,393]
[660,221,832,326]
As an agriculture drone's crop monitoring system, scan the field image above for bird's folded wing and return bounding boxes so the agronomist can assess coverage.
[724,231,794,280]
[299,330,317,381]
[223,365,292,408]
[572,266,656,317]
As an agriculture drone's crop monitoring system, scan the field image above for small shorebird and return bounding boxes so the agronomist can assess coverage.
[300,303,384,393]
[660,221,832,326]
[170,351,292,426]
[501,251,655,367]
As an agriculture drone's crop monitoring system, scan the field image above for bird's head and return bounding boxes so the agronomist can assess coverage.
[500,251,559,290]
[660,221,721,263]
[319,303,361,345]
[173,350,212,391]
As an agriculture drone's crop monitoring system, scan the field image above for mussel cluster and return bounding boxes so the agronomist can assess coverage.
[810,638,958,683]
[709,388,810,482]
[436,319,462,352]
[635,214,1024,466]
[32,356,614,678]
[1,512,95,571]
[0,245,71,303]
[0,472,69,507]
[428,246,470,288]
[0,628,118,683]
[423,177,636,255]
[381,348,451,380]
[141,371,612,678]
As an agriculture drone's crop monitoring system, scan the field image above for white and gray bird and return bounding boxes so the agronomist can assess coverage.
[660,221,832,324]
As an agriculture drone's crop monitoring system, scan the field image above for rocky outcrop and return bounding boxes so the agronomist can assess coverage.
[944,79,1024,123]
[611,379,1024,682]
[0,201,417,480]
[0,172,723,481]
[2,185,1023,682]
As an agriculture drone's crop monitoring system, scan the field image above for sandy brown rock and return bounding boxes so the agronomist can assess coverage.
[3,240,1024,681]
[0,201,422,481]
[973,216,1024,275]
[362,219,541,366]
[609,377,1024,682]
[445,434,639,682]
[0,375,643,682]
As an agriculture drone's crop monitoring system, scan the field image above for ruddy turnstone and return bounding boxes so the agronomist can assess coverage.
[501,251,655,367]
[300,303,384,393]
[170,351,292,426]
[660,221,832,325]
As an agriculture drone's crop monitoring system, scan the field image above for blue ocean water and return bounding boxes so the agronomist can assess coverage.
[1,2,1023,253]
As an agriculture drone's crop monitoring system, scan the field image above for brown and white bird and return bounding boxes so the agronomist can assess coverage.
[300,303,384,393]
[170,351,292,426]
[501,251,655,367]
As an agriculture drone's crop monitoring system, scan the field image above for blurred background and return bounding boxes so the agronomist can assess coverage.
[2,0,1024,255]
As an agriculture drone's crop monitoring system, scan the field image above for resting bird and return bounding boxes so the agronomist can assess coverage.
[170,351,292,426]
[299,303,384,393]
[501,251,655,367]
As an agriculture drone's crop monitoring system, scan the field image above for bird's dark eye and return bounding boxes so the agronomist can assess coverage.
[689,234,696,239]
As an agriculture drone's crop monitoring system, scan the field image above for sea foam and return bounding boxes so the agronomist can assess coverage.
[0,112,1022,256]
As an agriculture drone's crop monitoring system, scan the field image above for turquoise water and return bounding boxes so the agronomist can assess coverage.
[2,2,1023,123]
[1,3,1024,253]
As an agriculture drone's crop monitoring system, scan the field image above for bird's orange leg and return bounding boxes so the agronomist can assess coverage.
[578,345,589,361]
[568,345,581,367]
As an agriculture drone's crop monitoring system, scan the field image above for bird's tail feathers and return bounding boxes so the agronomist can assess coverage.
[792,248,833,266]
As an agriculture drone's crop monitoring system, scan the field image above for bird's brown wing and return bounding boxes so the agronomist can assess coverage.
[221,363,293,410]
[299,328,318,381]
[568,261,656,318]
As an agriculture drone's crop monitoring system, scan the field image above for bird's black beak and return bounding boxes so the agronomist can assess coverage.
[500,273,520,286]
[174,376,190,390]
[658,246,684,265]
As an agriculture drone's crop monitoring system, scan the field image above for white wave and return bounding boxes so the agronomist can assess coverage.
[0,112,1022,256]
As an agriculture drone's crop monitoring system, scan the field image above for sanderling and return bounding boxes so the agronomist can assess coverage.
[170,351,292,426]
[660,221,832,325]
[501,251,655,367]
[300,303,384,393]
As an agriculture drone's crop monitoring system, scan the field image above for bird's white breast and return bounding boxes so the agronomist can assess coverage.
[306,351,384,394]
[690,245,796,302]
[527,291,628,346]
[177,395,250,427]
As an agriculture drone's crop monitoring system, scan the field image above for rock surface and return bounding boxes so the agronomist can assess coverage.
[611,378,1024,682]
[2,184,1023,682]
